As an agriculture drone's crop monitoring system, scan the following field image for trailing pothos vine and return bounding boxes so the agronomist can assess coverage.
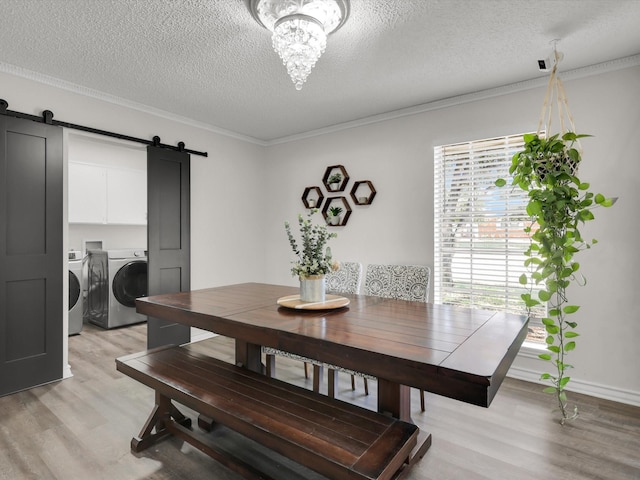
[496,132,615,424]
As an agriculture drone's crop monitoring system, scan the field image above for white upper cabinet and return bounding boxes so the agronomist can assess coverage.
[68,134,147,225]
[68,162,108,224]
[68,162,147,225]
[107,167,147,225]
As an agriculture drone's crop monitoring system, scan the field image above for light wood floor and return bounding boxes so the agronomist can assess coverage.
[1,322,638,480]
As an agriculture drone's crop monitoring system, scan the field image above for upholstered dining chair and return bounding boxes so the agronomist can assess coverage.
[263,262,363,393]
[350,264,431,410]
[364,264,430,303]
[325,261,363,296]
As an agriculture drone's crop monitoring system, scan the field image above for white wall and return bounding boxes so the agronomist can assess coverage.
[262,65,640,405]
[2,62,638,406]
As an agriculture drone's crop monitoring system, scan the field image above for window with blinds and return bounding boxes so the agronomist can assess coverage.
[433,133,547,329]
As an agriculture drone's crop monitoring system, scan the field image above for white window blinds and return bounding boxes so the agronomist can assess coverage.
[433,133,546,319]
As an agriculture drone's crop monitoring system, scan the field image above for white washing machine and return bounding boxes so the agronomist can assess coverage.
[68,251,84,335]
[86,248,148,329]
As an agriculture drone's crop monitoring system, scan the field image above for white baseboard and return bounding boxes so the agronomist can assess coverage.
[63,364,74,379]
[508,364,640,407]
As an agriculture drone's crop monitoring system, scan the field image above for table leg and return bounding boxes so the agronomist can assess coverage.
[377,379,411,422]
[235,339,262,373]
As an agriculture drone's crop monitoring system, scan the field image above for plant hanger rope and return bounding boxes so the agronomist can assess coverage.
[537,48,583,155]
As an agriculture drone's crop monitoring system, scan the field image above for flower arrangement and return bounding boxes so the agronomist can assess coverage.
[285,209,339,278]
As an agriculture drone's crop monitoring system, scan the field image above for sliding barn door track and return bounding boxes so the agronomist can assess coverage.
[0,99,207,157]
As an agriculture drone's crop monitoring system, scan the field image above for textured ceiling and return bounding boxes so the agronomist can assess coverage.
[1,0,639,143]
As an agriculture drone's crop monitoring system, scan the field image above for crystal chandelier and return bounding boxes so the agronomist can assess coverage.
[250,0,350,90]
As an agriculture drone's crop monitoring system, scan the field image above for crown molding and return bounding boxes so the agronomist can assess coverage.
[267,53,640,146]
[2,54,638,148]
[0,62,267,146]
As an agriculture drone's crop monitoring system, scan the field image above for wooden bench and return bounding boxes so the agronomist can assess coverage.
[116,344,420,480]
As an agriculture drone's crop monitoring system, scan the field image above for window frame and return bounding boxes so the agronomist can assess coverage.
[433,132,546,344]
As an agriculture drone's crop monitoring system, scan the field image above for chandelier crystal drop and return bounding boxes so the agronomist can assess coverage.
[273,14,326,90]
[250,0,349,90]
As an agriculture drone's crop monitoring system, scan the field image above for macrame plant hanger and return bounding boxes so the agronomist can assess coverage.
[536,42,583,158]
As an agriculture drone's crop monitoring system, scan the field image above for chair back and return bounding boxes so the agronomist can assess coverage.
[325,261,363,294]
[364,264,430,302]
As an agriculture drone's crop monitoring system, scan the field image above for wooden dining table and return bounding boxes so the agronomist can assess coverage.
[135,282,529,470]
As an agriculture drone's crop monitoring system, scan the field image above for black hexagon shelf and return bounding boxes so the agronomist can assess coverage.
[350,180,377,205]
[301,186,324,209]
[321,196,352,227]
[322,165,349,193]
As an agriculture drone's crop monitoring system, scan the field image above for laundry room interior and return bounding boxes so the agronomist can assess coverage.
[66,133,211,352]
[66,133,148,339]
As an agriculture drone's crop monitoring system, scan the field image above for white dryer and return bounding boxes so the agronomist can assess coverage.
[86,249,148,329]
[68,251,83,335]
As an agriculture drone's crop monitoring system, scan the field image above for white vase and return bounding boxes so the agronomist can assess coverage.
[299,274,326,302]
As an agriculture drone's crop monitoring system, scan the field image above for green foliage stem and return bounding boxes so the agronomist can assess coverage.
[285,209,337,278]
[497,132,614,424]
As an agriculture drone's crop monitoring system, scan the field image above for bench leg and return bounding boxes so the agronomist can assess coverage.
[131,392,192,453]
[132,396,277,480]
[166,421,279,480]
[395,430,433,479]
[198,414,216,432]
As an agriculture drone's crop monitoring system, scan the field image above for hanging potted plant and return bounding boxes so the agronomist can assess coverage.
[496,51,615,424]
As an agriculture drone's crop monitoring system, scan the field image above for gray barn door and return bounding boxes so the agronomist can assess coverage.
[146,146,190,349]
[0,117,63,396]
